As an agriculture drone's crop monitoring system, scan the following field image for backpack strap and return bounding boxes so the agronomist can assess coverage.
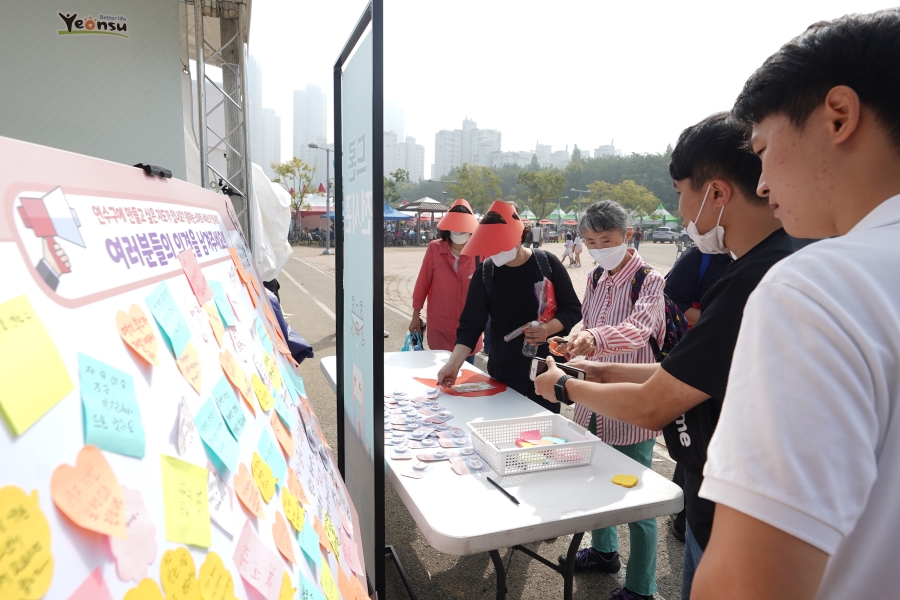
[630,266,652,305]
[482,257,494,298]
[590,266,605,290]
[690,253,712,303]
[533,249,553,280]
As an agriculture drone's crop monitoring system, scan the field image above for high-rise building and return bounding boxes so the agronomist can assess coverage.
[384,132,425,183]
[594,142,616,158]
[261,108,281,179]
[433,118,502,177]
[549,147,570,170]
[385,100,405,141]
[535,143,551,167]
[293,83,328,187]
[247,55,263,169]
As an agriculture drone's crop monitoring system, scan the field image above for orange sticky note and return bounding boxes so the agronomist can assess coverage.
[228,248,251,283]
[313,516,330,552]
[0,486,54,600]
[159,547,200,600]
[279,572,296,600]
[233,463,265,519]
[246,284,258,308]
[198,551,236,600]
[179,248,213,305]
[261,297,279,328]
[123,578,164,600]
[270,412,295,458]
[286,469,310,506]
[338,564,355,600]
[249,277,261,298]
[177,342,202,395]
[353,576,369,600]
[204,303,224,348]
[219,350,255,413]
[250,452,276,503]
[281,488,304,532]
[51,445,126,538]
[273,511,296,564]
[251,373,274,411]
[117,304,161,367]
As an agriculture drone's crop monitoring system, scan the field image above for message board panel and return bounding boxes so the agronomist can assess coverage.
[0,136,367,600]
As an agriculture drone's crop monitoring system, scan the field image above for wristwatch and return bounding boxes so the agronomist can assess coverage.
[554,374,575,405]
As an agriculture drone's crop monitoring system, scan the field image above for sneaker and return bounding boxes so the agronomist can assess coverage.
[558,547,621,573]
[608,587,654,600]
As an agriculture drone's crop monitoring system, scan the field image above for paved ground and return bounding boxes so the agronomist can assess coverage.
[280,240,687,600]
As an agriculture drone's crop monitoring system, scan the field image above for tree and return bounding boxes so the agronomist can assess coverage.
[529,153,541,171]
[271,157,316,211]
[572,144,582,162]
[517,169,566,220]
[586,179,660,220]
[383,168,410,205]
[446,164,502,213]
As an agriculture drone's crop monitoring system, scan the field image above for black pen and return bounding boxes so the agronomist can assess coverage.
[486,476,520,505]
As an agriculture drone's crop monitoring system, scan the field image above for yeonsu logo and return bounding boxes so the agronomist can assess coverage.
[57,13,129,39]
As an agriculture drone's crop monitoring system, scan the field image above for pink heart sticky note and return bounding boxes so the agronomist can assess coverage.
[233,463,265,519]
[204,303,224,348]
[177,342,202,395]
[110,488,157,583]
[179,249,213,305]
[116,304,160,367]
[272,511,296,564]
[51,445,126,539]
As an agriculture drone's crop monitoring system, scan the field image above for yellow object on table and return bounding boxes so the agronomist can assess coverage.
[611,474,639,488]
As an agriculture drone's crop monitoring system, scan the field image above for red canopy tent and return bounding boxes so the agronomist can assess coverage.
[538,219,553,225]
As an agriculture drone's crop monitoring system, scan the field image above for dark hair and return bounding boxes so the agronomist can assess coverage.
[669,112,765,204]
[438,203,474,242]
[480,209,531,245]
[733,9,900,149]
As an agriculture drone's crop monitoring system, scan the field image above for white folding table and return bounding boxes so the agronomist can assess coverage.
[320,351,683,599]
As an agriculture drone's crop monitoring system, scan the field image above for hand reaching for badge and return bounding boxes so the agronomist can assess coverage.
[436,360,462,388]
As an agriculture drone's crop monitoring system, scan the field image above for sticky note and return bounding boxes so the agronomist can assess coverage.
[123,579,164,600]
[179,248,213,305]
[287,469,311,506]
[252,374,275,412]
[254,318,274,354]
[285,367,307,400]
[110,487,157,583]
[159,547,200,600]
[146,281,192,357]
[204,303,225,347]
[251,452,277,503]
[219,350,254,413]
[177,399,207,466]
[298,573,326,600]
[258,429,287,485]
[297,520,322,569]
[273,391,295,431]
[117,304,161,367]
[611,474,639,488]
[233,520,283,599]
[0,486,53,600]
[337,564,356,600]
[520,429,541,442]
[69,566,113,600]
[177,342,203,395]
[51,445,126,538]
[279,571,296,600]
[233,463,265,519]
[207,467,235,536]
[211,376,246,441]
[264,352,282,391]
[198,552,236,600]
[194,397,240,473]
[0,295,73,435]
[252,352,272,388]
[228,247,252,283]
[341,527,362,574]
[270,411,295,457]
[209,281,237,327]
[281,488,305,532]
[228,328,252,362]
[78,353,145,458]
[273,511,297,563]
[320,561,339,600]
[160,455,211,547]
[324,513,340,558]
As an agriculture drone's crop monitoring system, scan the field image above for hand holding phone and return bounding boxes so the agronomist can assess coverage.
[529,357,586,381]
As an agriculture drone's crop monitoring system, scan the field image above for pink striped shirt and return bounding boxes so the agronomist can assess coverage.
[572,249,665,446]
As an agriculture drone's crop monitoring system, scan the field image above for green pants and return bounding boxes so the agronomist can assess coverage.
[589,414,658,597]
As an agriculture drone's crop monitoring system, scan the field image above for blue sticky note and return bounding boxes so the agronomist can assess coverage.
[194,397,240,472]
[254,317,273,354]
[258,428,287,485]
[211,376,246,441]
[284,366,307,400]
[78,353,145,458]
[298,571,326,600]
[146,281,191,357]
[209,280,237,327]
[273,390,295,430]
[297,521,323,571]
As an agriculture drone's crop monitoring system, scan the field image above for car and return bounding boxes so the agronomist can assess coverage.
[652,227,677,243]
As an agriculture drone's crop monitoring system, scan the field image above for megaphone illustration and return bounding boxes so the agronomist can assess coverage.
[18,187,85,290]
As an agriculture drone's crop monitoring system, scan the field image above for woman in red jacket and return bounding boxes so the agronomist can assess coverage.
[409,199,483,362]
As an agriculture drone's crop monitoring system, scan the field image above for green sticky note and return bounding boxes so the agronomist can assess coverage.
[160,455,211,547]
[211,376,246,441]
[258,428,287,485]
[194,397,240,472]
[78,353,145,458]
[209,280,237,327]
[146,281,191,357]
[0,295,73,435]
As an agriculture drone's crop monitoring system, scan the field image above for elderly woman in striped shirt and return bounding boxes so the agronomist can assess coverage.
[549,200,666,600]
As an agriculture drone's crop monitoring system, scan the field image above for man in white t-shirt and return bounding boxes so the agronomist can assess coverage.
[692,9,900,599]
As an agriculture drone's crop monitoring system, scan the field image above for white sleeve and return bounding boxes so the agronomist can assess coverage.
[700,280,880,555]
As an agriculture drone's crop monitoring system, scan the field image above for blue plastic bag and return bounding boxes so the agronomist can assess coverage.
[402,331,424,352]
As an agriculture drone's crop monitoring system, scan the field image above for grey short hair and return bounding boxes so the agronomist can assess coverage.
[579,200,630,236]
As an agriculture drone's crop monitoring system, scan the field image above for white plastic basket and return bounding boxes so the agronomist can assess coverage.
[467,415,600,476]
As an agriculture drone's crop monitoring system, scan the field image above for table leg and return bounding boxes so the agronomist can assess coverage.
[489,549,507,600]
[562,532,584,600]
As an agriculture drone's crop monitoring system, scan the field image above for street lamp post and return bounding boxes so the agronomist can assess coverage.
[571,188,589,219]
[309,143,333,255]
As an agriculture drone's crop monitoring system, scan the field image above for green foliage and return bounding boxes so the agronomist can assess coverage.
[517,169,566,220]
[446,164,502,213]
[271,157,316,211]
[586,179,660,218]
[528,153,540,171]
[572,145,582,162]
[384,168,410,205]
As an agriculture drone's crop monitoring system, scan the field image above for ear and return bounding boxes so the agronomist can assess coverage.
[710,179,732,208]
[823,85,860,145]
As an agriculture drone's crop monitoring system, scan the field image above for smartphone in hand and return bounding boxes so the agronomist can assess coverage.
[529,357,587,382]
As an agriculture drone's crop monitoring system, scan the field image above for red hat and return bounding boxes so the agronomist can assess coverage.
[462,200,524,257]
[437,198,478,233]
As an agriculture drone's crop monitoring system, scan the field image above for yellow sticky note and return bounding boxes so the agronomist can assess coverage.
[198,551,237,600]
[0,295,73,435]
[251,451,276,503]
[159,547,201,600]
[320,561,339,600]
[324,512,341,559]
[251,373,275,411]
[281,488,305,532]
[279,572,295,600]
[611,474,639,488]
[264,352,282,391]
[124,579,164,600]
[0,487,54,600]
[160,456,211,547]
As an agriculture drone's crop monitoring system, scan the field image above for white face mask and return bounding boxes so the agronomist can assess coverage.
[449,231,471,244]
[491,246,519,267]
[686,184,728,254]
[588,243,628,270]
